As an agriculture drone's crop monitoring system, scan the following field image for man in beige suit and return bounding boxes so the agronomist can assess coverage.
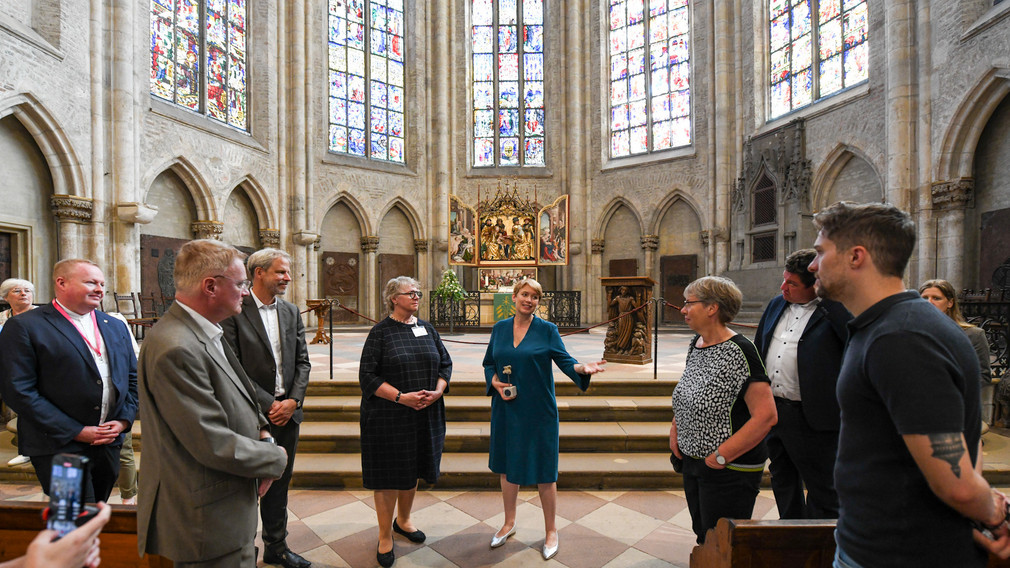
[137,239,287,567]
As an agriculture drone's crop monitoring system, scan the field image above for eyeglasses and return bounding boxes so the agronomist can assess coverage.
[8,288,32,295]
[397,290,423,299]
[213,275,252,292]
[682,300,706,306]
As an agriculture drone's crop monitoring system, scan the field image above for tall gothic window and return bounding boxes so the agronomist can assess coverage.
[471,0,546,167]
[150,0,248,130]
[769,0,868,119]
[328,0,406,163]
[608,0,692,159]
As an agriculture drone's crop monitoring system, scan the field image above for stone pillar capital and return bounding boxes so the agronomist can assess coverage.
[641,235,659,251]
[700,227,728,246]
[116,202,158,224]
[414,239,429,253]
[591,238,605,254]
[292,231,319,246]
[361,236,380,253]
[191,220,224,240]
[930,178,974,210]
[259,228,281,247]
[51,194,93,223]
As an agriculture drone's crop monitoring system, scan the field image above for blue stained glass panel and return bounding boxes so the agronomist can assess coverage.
[611,79,628,105]
[652,67,669,94]
[387,8,402,34]
[524,53,544,80]
[371,107,387,133]
[499,82,519,107]
[651,95,670,122]
[792,1,811,37]
[628,48,645,74]
[771,80,790,116]
[525,138,545,165]
[499,0,517,25]
[348,75,366,102]
[499,109,519,136]
[612,130,630,157]
[474,110,494,137]
[820,53,842,94]
[612,54,628,80]
[370,3,386,27]
[770,49,789,82]
[523,0,543,25]
[499,26,518,52]
[650,42,669,70]
[472,0,493,25]
[348,128,366,155]
[629,100,647,127]
[500,137,520,165]
[843,3,867,48]
[371,29,386,56]
[843,40,868,84]
[371,134,387,160]
[474,82,494,108]
[348,101,366,129]
[371,80,387,108]
[330,97,346,124]
[611,104,628,130]
[627,0,644,24]
[770,14,790,51]
[610,28,626,56]
[330,125,348,152]
[347,22,365,49]
[474,54,493,81]
[474,138,494,166]
[472,26,494,52]
[524,25,543,52]
[819,19,841,59]
[388,60,403,86]
[388,85,404,111]
[524,109,544,136]
[630,125,648,154]
[524,82,544,108]
[792,67,812,106]
[388,137,404,163]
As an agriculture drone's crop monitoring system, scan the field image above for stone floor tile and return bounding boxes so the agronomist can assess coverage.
[603,547,679,568]
[485,501,572,546]
[611,491,688,522]
[288,489,359,519]
[576,502,664,546]
[408,500,481,544]
[552,522,628,568]
[751,493,779,520]
[328,526,423,568]
[395,546,459,567]
[633,522,697,567]
[281,519,327,556]
[429,523,528,567]
[261,543,350,568]
[302,500,378,543]
[445,490,507,521]
[528,490,608,522]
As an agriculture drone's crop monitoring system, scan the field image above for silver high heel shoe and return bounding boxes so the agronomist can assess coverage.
[542,532,559,560]
[490,524,517,548]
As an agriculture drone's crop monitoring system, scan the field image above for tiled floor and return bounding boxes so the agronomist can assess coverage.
[0,480,784,567]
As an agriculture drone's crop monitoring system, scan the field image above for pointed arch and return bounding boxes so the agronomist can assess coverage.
[593,197,645,240]
[811,143,883,211]
[317,192,372,237]
[141,156,217,220]
[937,67,1010,181]
[377,197,424,240]
[228,175,276,229]
[648,190,704,235]
[0,92,86,198]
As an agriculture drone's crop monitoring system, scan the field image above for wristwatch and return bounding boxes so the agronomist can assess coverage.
[261,437,275,445]
[714,449,727,466]
[395,391,402,403]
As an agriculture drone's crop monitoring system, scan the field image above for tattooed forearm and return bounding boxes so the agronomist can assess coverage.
[928,433,965,477]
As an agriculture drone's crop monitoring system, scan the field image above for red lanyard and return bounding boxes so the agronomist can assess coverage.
[52,301,102,358]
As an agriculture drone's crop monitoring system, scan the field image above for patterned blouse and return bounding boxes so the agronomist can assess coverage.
[672,334,769,469]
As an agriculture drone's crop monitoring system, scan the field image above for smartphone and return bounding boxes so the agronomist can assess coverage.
[47,453,90,538]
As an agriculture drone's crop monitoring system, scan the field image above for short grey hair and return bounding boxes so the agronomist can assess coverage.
[684,276,743,324]
[1,278,35,301]
[246,248,291,278]
[384,276,420,312]
[174,239,247,294]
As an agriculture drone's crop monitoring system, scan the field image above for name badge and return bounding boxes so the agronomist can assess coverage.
[412,325,428,337]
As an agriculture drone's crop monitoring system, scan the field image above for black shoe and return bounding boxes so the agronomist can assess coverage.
[377,545,395,568]
[263,547,312,568]
[393,519,426,543]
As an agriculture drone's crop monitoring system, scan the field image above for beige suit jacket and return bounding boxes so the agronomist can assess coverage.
[136,302,287,562]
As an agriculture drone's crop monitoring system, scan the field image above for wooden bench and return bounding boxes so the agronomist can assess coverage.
[0,501,171,567]
[690,518,1010,568]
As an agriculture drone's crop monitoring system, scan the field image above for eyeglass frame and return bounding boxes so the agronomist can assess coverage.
[396,290,423,299]
[212,274,252,292]
[681,300,707,307]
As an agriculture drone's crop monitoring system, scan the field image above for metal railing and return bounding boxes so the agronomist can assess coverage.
[427,290,582,329]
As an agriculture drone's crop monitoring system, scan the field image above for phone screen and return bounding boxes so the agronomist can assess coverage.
[47,454,88,538]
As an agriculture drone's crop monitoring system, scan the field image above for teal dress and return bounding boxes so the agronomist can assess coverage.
[483,316,590,485]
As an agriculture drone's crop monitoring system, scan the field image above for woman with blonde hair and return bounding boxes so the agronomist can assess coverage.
[918,279,992,422]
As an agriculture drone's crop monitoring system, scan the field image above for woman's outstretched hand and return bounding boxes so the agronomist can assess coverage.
[576,360,607,375]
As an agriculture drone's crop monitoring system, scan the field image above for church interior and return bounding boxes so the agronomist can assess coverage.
[2,1,1010,566]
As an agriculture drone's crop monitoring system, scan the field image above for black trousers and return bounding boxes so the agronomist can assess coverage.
[767,398,839,519]
[261,417,300,551]
[682,456,762,544]
[31,444,121,503]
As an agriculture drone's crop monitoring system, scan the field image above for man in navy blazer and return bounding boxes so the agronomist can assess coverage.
[0,259,138,502]
[754,249,851,519]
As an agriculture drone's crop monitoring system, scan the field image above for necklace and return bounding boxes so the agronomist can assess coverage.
[390,313,416,324]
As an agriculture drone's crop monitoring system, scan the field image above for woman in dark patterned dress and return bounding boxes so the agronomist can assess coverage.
[359,276,452,567]
[670,276,777,544]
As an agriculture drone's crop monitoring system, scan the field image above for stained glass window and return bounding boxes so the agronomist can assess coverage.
[328,0,406,163]
[608,0,691,159]
[769,0,868,119]
[471,0,546,167]
[150,0,248,130]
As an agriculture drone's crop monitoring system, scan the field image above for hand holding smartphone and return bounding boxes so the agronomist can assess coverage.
[46,453,99,539]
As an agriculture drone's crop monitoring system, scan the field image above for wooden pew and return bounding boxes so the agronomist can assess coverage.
[0,501,171,567]
[690,518,1010,568]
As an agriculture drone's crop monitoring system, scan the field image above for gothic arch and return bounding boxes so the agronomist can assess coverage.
[937,67,1010,181]
[594,197,645,240]
[0,92,86,199]
[227,175,277,229]
[377,197,424,240]
[141,157,217,220]
[318,192,372,236]
[811,143,883,211]
[648,190,704,234]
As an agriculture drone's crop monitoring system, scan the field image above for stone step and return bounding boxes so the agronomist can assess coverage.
[300,395,674,423]
[305,376,678,397]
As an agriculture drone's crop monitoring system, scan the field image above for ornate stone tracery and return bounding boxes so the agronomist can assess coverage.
[930,178,974,209]
[191,220,224,240]
[360,236,379,253]
[259,228,281,247]
[50,194,93,223]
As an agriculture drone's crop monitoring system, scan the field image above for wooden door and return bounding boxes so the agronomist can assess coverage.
[140,235,190,311]
[660,254,697,323]
[321,251,360,323]
[0,233,11,283]
[981,208,1010,289]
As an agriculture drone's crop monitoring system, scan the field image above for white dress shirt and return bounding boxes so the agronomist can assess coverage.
[252,293,285,397]
[55,300,112,423]
[175,300,227,361]
[765,298,819,402]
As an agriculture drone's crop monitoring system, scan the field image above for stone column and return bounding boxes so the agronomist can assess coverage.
[191,221,225,240]
[885,1,918,283]
[287,0,310,308]
[431,0,451,282]
[641,235,659,279]
[111,0,140,291]
[565,0,589,314]
[51,195,93,259]
[590,238,605,322]
[293,231,320,324]
[414,239,429,313]
[712,0,737,273]
[361,236,380,319]
[930,179,973,287]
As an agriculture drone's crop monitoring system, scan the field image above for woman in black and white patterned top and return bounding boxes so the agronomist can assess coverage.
[670,276,777,544]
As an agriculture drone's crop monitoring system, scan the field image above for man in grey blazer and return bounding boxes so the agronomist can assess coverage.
[222,248,311,568]
[137,239,287,567]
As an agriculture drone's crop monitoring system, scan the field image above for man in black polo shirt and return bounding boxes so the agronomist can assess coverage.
[808,202,1010,567]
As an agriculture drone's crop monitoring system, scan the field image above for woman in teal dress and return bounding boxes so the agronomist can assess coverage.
[483,278,606,560]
